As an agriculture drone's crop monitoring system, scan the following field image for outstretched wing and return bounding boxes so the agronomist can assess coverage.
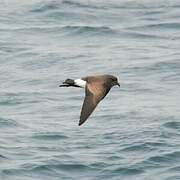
[79,88,99,126]
[79,82,110,126]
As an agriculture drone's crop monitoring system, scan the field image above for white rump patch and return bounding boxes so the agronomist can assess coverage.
[74,79,86,88]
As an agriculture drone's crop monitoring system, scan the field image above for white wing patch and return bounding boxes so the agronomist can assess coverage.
[74,79,86,88]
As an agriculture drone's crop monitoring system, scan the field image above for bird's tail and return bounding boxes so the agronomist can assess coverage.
[59,79,80,87]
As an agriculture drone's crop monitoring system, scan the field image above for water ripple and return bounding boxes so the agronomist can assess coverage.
[0,117,18,127]
[163,121,180,130]
[111,167,144,175]
[61,25,115,36]
[32,133,69,140]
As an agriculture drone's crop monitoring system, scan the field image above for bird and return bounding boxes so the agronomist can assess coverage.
[59,74,120,126]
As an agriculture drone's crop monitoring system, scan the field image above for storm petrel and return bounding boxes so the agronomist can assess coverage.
[59,74,120,126]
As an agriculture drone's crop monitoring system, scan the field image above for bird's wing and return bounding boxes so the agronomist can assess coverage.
[79,82,110,126]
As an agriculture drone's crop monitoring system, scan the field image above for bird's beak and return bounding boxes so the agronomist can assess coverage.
[116,82,120,87]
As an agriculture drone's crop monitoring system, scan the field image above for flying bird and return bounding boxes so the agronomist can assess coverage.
[59,74,120,126]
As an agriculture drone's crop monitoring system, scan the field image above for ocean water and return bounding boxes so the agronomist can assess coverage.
[0,0,180,179]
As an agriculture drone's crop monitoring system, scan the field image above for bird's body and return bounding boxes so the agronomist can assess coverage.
[59,74,120,126]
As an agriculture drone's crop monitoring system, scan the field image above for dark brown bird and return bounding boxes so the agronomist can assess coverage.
[59,74,120,126]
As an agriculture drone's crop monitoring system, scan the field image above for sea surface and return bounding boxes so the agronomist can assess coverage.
[0,0,180,179]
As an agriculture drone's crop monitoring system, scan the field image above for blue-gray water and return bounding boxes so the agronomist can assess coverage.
[0,0,180,179]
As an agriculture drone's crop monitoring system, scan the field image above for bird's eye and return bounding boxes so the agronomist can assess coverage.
[111,77,116,81]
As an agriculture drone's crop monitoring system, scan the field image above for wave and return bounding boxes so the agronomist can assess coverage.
[149,60,180,73]
[61,25,116,36]
[121,143,153,152]
[137,151,180,169]
[32,132,68,140]
[0,25,116,37]
[148,151,180,164]
[0,154,8,159]
[125,31,167,40]
[30,0,180,13]
[100,165,144,177]
[163,121,180,130]
[7,163,99,175]
[0,117,18,127]
[125,60,180,81]
[30,1,60,13]
[169,166,180,172]
[61,0,104,10]
[31,0,107,13]
[111,167,144,175]
[125,151,180,178]
[131,22,180,30]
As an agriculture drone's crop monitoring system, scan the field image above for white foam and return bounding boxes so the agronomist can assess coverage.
[74,79,86,88]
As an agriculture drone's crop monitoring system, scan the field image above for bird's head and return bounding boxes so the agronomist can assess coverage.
[109,75,120,87]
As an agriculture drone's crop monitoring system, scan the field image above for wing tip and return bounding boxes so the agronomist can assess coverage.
[78,121,83,126]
